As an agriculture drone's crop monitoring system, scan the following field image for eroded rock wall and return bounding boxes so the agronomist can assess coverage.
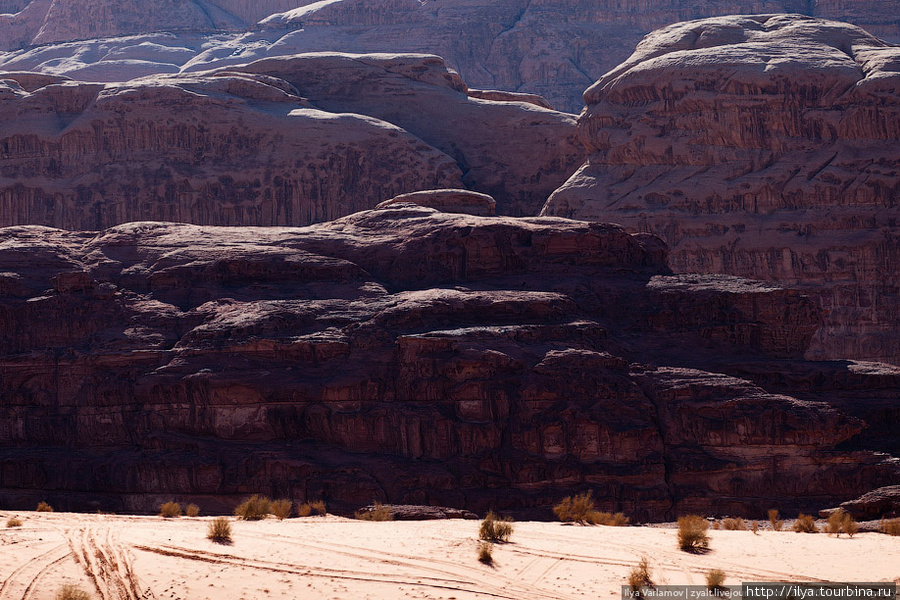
[0,207,897,519]
[543,15,900,364]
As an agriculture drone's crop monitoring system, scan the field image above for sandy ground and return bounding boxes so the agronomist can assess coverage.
[1,511,898,600]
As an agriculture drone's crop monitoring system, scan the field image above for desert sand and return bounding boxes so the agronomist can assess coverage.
[1,510,898,600]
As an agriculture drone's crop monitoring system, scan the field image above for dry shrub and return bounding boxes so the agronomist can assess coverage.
[628,557,653,595]
[842,513,859,537]
[477,541,494,565]
[207,517,232,544]
[553,492,628,525]
[55,584,91,600]
[479,511,514,543]
[751,521,759,535]
[768,509,784,531]
[234,495,271,521]
[355,502,393,521]
[159,501,182,518]
[677,515,709,552]
[793,513,818,533]
[6,517,22,528]
[297,503,312,517]
[826,509,845,535]
[706,568,726,593]
[721,517,746,531]
[271,499,293,520]
[36,501,53,513]
[309,500,326,515]
[185,504,200,517]
[880,517,900,536]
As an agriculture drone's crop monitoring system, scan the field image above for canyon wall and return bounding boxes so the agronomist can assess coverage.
[0,53,580,229]
[543,15,900,364]
[1,1,898,111]
[0,204,898,519]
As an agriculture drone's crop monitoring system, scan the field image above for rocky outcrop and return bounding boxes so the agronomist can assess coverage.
[2,1,898,112]
[0,52,580,228]
[0,207,897,519]
[543,15,900,364]
[376,190,497,217]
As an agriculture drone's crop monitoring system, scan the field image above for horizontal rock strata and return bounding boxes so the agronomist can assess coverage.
[0,207,897,519]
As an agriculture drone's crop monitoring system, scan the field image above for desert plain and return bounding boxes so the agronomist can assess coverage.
[1,510,898,600]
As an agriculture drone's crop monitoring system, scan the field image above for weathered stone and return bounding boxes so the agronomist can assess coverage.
[376,190,496,217]
[0,207,897,519]
[543,15,900,364]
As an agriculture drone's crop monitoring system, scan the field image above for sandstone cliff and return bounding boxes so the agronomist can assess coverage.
[0,205,897,519]
[543,14,900,364]
[0,52,580,229]
[1,1,898,112]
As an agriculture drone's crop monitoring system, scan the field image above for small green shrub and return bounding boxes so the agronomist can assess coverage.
[479,511,513,543]
[36,501,53,513]
[271,499,292,520]
[793,514,818,533]
[706,569,726,593]
[880,517,900,536]
[628,558,653,596]
[6,517,22,528]
[477,541,493,565]
[207,517,232,544]
[355,502,393,521]
[234,495,271,521]
[677,515,709,552]
[159,501,182,518]
[55,584,91,600]
[768,509,783,531]
[721,517,746,531]
[185,504,200,517]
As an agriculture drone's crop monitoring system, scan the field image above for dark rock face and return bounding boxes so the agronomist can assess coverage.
[0,206,897,519]
[0,53,580,230]
[543,15,900,365]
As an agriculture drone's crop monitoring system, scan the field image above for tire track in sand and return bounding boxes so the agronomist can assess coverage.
[66,523,157,600]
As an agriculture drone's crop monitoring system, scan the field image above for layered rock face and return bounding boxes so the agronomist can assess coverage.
[0,205,898,519]
[543,15,900,364]
[2,1,898,111]
[0,52,579,229]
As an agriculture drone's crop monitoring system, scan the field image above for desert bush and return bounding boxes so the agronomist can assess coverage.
[309,500,326,515]
[768,509,783,531]
[751,521,759,534]
[826,509,845,535]
[628,557,653,596]
[6,517,22,527]
[234,495,271,521]
[677,515,709,552]
[842,513,858,537]
[721,517,746,531]
[185,504,200,517]
[880,517,900,536]
[207,517,232,544]
[299,500,326,517]
[297,503,312,517]
[793,513,818,533]
[159,501,182,518]
[355,502,393,521]
[271,499,293,520]
[553,492,628,526]
[477,541,493,565]
[479,511,514,543]
[36,501,53,512]
[706,569,726,593]
[55,584,91,600]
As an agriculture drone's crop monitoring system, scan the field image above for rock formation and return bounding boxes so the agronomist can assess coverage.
[543,14,900,364]
[0,206,897,519]
[0,52,580,229]
[1,1,898,111]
